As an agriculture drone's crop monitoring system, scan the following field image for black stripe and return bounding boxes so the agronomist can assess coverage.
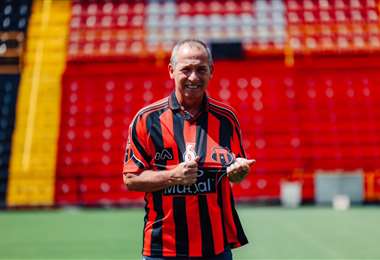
[136,98,168,118]
[173,113,186,162]
[142,194,150,255]
[211,109,248,246]
[229,186,248,246]
[151,191,164,256]
[172,113,189,256]
[209,106,245,157]
[198,195,214,256]
[210,110,233,150]
[131,117,152,164]
[146,109,166,256]
[195,112,208,162]
[217,180,229,248]
[146,109,166,170]
[212,109,249,246]
[208,101,241,128]
[195,112,215,256]
[234,126,246,158]
[130,101,168,165]
[131,152,145,169]
[212,110,232,248]
[173,196,188,256]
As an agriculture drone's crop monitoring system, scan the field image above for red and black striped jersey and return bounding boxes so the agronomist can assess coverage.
[123,92,248,258]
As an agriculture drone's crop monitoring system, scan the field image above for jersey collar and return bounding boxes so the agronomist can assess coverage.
[168,92,209,121]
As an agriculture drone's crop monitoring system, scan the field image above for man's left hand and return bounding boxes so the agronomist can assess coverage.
[227,158,256,183]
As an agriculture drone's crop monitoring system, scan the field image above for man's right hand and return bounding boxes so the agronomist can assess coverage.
[169,156,200,185]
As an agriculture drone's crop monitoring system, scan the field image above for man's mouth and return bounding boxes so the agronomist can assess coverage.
[185,83,202,89]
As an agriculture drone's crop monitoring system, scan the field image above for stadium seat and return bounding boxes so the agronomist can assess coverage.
[0,75,20,207]
[0,0,32,206]
[0,0,31,32]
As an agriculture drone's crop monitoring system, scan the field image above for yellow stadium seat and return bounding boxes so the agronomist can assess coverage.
[8,0,71,207]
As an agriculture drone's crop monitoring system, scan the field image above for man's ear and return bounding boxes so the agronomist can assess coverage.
[209,64,214,78]
[168,63,174,79]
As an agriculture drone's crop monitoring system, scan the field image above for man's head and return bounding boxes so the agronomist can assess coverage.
[169,39,214,107]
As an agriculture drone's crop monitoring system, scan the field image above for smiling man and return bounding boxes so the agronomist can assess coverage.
[123,39,255,260]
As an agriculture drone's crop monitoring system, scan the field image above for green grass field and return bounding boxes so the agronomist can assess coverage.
[0,206,379,259]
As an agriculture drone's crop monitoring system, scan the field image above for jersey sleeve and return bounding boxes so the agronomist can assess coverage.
[123,114,152,174]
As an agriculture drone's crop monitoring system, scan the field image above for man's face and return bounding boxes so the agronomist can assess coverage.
[168,44,213,103]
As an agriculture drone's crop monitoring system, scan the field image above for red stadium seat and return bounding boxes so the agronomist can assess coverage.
[54,1,380,205]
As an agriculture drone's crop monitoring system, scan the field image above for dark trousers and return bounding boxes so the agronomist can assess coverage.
[142,248,233,260]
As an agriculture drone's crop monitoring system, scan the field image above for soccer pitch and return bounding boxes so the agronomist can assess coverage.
[0,207,379,259]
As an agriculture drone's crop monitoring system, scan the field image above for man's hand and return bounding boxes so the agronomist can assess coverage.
[169,156,200,185]
[227,158,256,183]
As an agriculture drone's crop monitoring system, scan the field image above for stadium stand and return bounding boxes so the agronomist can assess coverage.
[53,0,380,206]
[7,0,70,206]
[57,66,170,205]
[0,0,379,207]
[0,0,31,73]
[284,0,380,54]
[0,0,31,207]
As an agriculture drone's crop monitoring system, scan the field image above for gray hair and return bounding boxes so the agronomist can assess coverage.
[170,39,213,68]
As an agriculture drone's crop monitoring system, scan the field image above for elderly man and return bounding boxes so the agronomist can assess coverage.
[123,39,255,260]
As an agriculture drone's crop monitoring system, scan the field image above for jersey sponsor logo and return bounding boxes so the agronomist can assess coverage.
[183,143,197,162]
[154,148,174,161]
[211,146,235,166]
[163,169,220,195]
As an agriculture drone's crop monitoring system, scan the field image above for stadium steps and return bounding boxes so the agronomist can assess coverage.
[7,0,71,207]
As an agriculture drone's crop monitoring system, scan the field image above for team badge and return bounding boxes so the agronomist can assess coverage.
[211,146,235,166]
[183,143,197,162]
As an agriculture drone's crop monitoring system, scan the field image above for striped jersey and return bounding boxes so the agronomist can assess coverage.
[123,92,248,257]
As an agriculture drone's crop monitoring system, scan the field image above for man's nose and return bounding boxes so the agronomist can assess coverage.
[188,70,199,81]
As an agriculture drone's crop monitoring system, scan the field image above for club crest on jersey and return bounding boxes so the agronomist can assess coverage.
[211,146,235,166]
[183,143,197,162]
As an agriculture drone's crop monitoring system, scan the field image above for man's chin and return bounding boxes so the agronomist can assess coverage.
[184,88,204,98]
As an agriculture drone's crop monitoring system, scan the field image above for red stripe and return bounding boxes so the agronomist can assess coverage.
[143,193,155,256]
[206,111,223,158]
[206,193,225,254]
[161,196,176,256]
[209,104,240,132]
[183,120,202,256]
[209,104,245,157]
[160,110,177,256]
[208,98,240,128]
[206,113,226,254]
[141,102,169,256]
[186,196,202,256]
[133,110,149,164]
[222,180,239,246]
[132,97,168,123]
[184,120,197,142]
[124,100,169,173]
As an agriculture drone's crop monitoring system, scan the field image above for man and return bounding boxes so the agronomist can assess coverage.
[123,39,255,260]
